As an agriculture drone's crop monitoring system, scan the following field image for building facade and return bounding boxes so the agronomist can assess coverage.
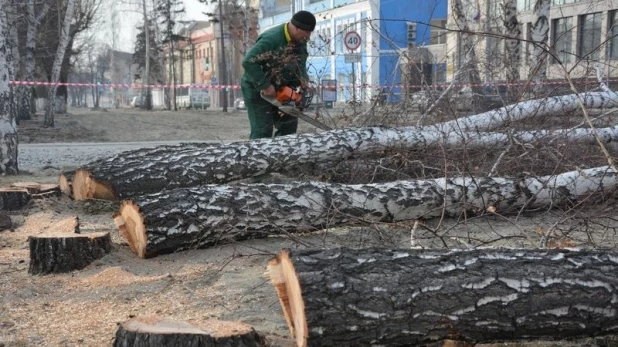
[259,0,448,103]
[446,0,618,86]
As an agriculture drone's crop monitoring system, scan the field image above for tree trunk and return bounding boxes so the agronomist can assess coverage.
[531,0,550,95]
[115,166,616,258]
[0,187,31,210]
[44,0,75,127]
[113,315,264,347]
[503,0,521,102]
[61,91,618,201]
[0,0,19,175]
[142,0,152,110]
[451,0,482,94]
[28,231,112,275]
[268,248,618,347]
[0,211,11,231]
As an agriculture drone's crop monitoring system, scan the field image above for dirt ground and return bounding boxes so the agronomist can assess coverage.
[0,107,616,347]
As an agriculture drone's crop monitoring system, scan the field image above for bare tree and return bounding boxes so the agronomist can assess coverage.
[502,0,521,102]
[0,0,18,174]
[531,0,550,95]
[44,0,76,127]
[451,0,482,93]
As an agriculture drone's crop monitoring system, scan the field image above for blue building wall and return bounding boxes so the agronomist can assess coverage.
[379,0,447,102]
[257,0,447,103]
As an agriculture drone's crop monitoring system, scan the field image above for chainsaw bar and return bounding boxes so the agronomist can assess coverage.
[261,93,332,131]
[278,106,332,131]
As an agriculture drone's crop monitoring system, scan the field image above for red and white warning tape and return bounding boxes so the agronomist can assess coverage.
[8,79,617,89]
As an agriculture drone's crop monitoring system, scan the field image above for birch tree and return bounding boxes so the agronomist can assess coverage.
[142,0,152,110]
[502,0,521,102]
[0,0,18,174]
[531,0,550,95]
[44,0,76,127]
[20,0,52,121]
[451,0,483,94]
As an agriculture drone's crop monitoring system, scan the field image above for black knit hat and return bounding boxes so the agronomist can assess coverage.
[291,11,316,32]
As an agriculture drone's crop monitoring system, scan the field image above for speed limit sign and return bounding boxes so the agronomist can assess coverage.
[344,31,362,51]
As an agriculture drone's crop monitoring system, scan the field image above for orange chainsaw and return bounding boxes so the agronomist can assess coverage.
[261,86,331,131]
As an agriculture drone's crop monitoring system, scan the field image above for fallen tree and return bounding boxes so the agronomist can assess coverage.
[115,166,617,258]
[60,91,618,201]
[268,248,618,346]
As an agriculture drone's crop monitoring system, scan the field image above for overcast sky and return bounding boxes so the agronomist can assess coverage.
[99,0,211,53]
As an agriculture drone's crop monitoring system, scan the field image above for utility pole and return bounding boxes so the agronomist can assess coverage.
[218,0,228,112]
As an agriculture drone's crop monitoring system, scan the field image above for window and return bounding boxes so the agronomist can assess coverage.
[430,19,447,45]
[309,0,324,3]
[551,17,572,63]
[609,10,618,59]
[578,12,602,60]
[517,0,532,11]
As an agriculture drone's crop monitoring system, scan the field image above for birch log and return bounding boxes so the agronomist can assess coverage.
[115,166,617,258]
[62,90,618,201]
[268,248,618,346]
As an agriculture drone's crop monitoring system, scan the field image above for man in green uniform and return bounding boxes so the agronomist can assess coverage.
[241,10,316,139]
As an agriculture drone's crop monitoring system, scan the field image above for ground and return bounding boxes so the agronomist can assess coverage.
[0,107,616,347]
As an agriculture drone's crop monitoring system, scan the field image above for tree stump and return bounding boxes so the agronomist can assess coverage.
[0,187,30,210]
[113,315,263,347]
[268,248,618,346]
[28,231,112,275]
[0,212,12,231]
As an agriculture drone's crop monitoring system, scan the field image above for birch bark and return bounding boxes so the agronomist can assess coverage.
[0,0,18,174]
[531,0,551,95]
[43,0,76,127]
[503,0,521,101]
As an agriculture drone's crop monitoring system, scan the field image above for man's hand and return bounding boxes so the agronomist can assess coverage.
[262,85,276,97]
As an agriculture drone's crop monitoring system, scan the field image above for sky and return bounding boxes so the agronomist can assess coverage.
[98,0,211,53]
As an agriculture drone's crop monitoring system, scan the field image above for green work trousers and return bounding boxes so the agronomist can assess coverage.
[241,80,298,139]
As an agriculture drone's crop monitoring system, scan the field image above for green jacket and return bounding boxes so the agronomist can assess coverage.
[241,23,309,91]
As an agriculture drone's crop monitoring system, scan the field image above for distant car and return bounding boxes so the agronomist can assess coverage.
[234,97,246,110]
[130,96,142,108]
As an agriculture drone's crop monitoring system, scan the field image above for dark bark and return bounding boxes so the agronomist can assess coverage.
[0,212,11,231]
[0,188,30,210]
[269,248,618,346]
[113,315,263,347]
[28,231,112,275]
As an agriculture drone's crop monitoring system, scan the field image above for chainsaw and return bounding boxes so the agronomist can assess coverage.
[261,86,331,131]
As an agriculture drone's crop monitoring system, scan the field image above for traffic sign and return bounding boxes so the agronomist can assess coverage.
[344,31,361,51]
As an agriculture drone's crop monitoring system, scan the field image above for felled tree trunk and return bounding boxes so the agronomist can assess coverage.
[268,248,618,347]
[115,166,617,258]
[29,223,112,275]
[113,315,263,347]
[62,91,618,201]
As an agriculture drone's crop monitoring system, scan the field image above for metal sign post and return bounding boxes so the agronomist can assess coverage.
[344,31,361,113]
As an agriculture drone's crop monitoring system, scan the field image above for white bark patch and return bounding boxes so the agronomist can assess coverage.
[538,307,570,317]
[330,282,345,289]
[574,305,616,317]
[392,252,409,259]
[347,304,385,319]
[462,277,496,289]
[452,306,476,315]
[477,293,519,306]
[499,277,531,293]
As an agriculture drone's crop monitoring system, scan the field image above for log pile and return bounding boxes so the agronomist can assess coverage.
[28,217,113,275]
[113,315,263,347]
[268,248,618,346]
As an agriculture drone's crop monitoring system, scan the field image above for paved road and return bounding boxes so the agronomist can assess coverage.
[19,141,214,173]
